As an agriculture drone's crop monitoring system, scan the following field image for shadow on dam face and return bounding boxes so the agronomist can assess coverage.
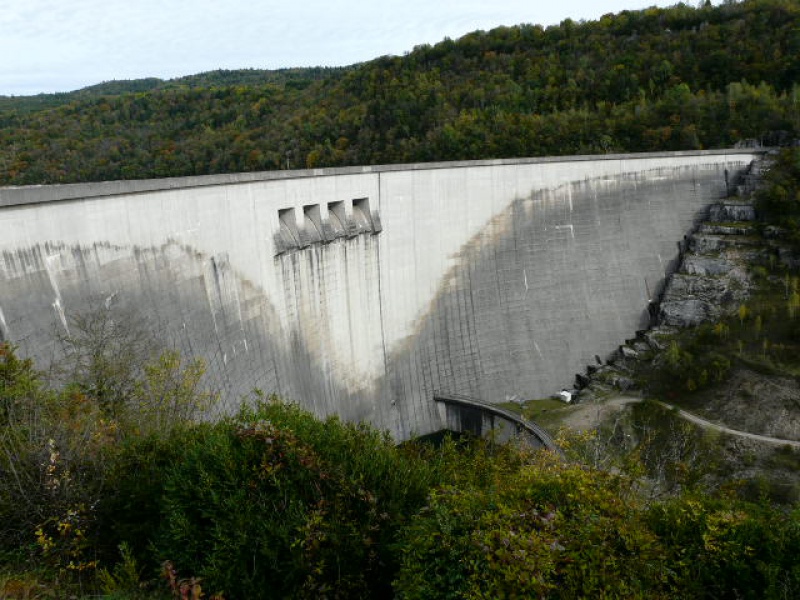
[0,152,759,440]
[381,169,715,437]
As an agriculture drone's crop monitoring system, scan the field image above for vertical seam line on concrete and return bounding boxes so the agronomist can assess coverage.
[466,239,484,396]
[375,171,390,407]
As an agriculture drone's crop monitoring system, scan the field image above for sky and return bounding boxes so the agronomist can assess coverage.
[1,0,713,96]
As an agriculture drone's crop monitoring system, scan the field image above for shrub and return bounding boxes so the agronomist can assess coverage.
[95,426,198,569]
[394,451,666,599]
[647,496,800,598]
[0,344,113,577]
[148,399,439,598]
[0,340,216,590]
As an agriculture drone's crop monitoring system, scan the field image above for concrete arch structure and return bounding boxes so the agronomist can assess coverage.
[0,150,761,439]
[434,393,560,450]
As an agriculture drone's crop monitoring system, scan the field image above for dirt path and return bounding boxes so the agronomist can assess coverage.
[559,396,800,448]
[650,400,800,448]
[556,396,640,432]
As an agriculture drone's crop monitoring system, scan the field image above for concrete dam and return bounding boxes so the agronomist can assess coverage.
[0,150,761,439]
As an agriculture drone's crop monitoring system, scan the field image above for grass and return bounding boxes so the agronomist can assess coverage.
[499,397,573,430]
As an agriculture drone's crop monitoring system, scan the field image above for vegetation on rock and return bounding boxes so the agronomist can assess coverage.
[756,147,800,249]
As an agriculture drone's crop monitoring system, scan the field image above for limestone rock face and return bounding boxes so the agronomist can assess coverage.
[688,234,761,253]
[659,270,750,326]
[658,198,757,329]
[681,254,738,276]
[571,156,770,402]
[709,201,757,222]
[660,296,720,328]
[699,224,754,236]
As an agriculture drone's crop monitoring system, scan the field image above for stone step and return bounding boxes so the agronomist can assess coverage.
[688,233,761,253]
[708,202,756,223]
[698,223,755,236]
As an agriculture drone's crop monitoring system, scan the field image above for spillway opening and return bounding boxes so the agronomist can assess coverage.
[303,204,323,244]
[352,197,373,234]
[278,207,300,247]
[327,201,347,237]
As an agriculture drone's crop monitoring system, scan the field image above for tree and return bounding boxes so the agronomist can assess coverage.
[132,350,213,436]
[53,302,160,420]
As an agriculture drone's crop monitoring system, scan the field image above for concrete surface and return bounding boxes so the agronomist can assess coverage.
[0,150,762,439]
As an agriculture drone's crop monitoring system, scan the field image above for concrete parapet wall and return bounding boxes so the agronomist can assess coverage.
[0,150,761,439]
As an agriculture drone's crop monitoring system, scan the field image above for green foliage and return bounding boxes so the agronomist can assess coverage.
[96,543,145,598]
[131,350,213,436]
[0,68,351,115]
[0,345,106,550]
[95,427,197,570]
[647,496,800,598]
[55,305,213,437]
[757,148,800,249]
[0,335,217,593]
[3,337,800,598]
[629,401,723,497]
[55,305,158,420]
[0,342,40,403]
[645,333,731,398]
[395,445,800,599]
[394,452,665,599]
[148,399,440,598]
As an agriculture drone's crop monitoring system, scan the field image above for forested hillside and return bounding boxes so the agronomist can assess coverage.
[1,0,798,185]
[0,68,349,115]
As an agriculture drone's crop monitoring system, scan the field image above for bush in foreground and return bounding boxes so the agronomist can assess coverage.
[394,453,664,599]
[394,448,800,600]
[130,399,441,598]
[3,340,800,599]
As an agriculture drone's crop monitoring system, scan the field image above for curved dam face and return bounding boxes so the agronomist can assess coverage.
[0,150,760,439]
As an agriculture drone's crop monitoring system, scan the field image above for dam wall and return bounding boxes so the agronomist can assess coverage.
[0,150,761,438]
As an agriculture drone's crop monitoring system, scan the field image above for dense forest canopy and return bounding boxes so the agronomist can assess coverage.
[0,0,798,185]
